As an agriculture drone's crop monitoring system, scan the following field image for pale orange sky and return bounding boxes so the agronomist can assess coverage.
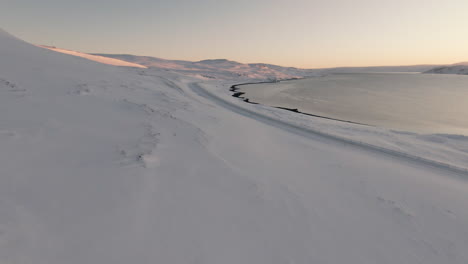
[2,0,468,68]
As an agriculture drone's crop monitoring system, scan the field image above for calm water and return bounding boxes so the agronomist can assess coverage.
[240,73,468,135]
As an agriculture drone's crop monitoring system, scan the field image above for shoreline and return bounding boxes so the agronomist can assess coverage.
[229,79,371,127]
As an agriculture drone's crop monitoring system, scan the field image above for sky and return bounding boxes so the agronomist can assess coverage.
[1,0,468,68]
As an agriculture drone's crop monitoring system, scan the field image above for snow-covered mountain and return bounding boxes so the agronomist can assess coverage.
[2,28,468,264]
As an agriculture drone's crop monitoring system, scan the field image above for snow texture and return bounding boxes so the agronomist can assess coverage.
[1,28,468,264]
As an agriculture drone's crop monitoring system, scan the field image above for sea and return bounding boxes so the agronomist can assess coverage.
[239,73,468,135]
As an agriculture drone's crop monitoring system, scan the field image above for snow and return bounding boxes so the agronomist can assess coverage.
[1,28,468,264]
[425,65,468,75]
[96,53,442,78]
[39,45,147,68]
[424,61,468,75]
[94,53,316,80]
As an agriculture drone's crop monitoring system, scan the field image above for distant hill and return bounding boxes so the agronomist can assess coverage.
[92,54,317,81]
[321,65,441,74]
[424,63,468,75]
[95,53,442,81]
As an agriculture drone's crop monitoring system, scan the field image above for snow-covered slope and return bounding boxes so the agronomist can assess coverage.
[425,64,468,75]
[2,28,468,264]
[94,53,316,80]
[323,64,441,73]
[39,45,147,68]
[97,53,440,78]
[0,28,202,263]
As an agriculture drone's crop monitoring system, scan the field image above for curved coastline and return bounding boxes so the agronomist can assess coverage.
[229,79,371,127]
[191,82,468,176]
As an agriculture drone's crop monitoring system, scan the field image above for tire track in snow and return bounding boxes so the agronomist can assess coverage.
[189,82,468,177]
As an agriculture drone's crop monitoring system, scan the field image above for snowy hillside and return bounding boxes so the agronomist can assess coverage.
[93,53,316,80]
[39,45,147,68]
[323,64,441,73]
[2,28,468,264]
[425,64,468,75]
[96,53,440,78]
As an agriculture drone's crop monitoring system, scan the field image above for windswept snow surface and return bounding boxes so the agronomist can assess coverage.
[39,45,147,68]
[1,28,468,264]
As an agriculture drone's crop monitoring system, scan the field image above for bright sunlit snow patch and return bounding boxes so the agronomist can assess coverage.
[38,45,147,68]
